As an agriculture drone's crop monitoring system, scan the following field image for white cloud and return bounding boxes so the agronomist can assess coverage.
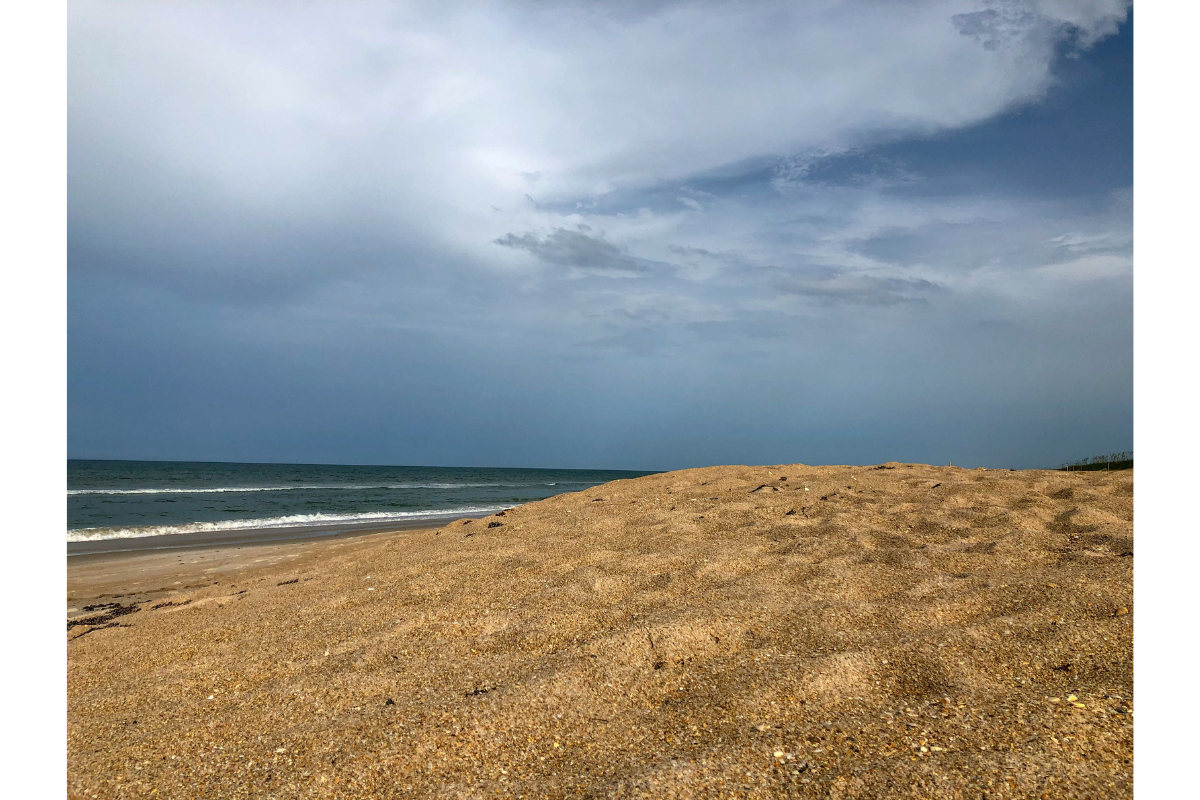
[70,1,1128,250]
[68,0,1130,356]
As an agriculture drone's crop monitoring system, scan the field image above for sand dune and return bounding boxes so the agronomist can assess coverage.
[67,463,1132,798]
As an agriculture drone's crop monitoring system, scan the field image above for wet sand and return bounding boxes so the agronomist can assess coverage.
[67,527,439,621]
[67,463,1133,798]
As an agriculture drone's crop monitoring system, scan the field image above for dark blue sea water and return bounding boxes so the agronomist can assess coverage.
[68,460,653,542]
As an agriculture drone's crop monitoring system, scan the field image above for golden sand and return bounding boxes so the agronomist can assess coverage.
[67,463,1132,798]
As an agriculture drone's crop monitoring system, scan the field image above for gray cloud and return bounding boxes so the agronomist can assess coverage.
[849,224,1006,269]
[774,273,943,306]
[667,245,748,267]
[848,208,1132,272]
[952,6,1047,51]
[687,318,790,342]
[953,1,1128,52]
[494,228,661,274]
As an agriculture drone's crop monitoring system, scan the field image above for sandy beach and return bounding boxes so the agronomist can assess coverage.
[67,463,1132,798]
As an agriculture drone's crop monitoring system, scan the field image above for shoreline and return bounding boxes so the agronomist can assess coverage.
[67,524,440,620]
[66,510,499,556]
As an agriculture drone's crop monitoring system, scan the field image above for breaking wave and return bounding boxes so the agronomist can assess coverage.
[67,506,512,542]
[68,483,578,496]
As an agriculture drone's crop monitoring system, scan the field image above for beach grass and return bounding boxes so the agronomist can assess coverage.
[1058,451,1132,471]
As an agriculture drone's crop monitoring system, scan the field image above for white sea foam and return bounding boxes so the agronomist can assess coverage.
[66,505,512,542]
[67,482,585,496]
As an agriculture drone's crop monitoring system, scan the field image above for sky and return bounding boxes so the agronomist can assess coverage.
[67,0,1133,471]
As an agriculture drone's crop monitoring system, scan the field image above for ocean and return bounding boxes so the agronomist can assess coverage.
[68,460,653,544]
